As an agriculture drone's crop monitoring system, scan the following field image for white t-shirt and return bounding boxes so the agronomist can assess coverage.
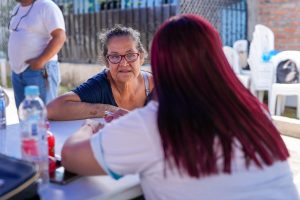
[8,0,65,73]
[90,101,299,200]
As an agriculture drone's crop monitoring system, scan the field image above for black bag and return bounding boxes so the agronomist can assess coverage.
[276,59,299,83]
[0,154,40,200]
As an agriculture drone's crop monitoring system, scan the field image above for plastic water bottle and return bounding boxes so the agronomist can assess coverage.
[0,86,6,129]
[18,85,49,190]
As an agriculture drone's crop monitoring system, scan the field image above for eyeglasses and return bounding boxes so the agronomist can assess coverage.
[106,53,140,64]
[8,1,36,32]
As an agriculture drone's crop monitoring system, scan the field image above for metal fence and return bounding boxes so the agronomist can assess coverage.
[0,0,247,63]
[54,0,178,63]
[180,0,247,46]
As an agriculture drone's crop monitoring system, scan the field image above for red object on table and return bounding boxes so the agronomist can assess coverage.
[22,138,38,156]
[49,156,56,174]
[47,121,56,175]
[46,121,55,157]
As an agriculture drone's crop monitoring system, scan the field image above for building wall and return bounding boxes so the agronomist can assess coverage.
[250,0,300,50]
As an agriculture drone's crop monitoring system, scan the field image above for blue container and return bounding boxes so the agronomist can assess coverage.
[0,88,6,129]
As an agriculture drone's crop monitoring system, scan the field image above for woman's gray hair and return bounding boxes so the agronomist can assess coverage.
[99,25,147,64]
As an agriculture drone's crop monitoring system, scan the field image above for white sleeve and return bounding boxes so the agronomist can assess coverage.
[90,106,159,179]
[90,133,123,179]
[42,2,65,34]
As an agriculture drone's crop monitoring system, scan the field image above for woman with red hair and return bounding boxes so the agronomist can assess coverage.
[61,14,299,199]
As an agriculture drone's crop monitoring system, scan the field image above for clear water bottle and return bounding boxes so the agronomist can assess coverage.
[0,86,6,129]
[18,85,49,190]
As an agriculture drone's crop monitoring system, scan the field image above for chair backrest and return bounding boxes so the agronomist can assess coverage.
[271,51,300,83]
[248,24,274,66]
[255,24,274,53]
[233,39,248,69]
[233,40,248,53]
[223,46,240,74]
[248,24,275,90]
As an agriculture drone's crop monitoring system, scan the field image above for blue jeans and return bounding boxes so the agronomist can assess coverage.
[12,61,61,108]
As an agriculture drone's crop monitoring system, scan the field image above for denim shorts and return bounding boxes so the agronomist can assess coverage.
[12,61,61,108]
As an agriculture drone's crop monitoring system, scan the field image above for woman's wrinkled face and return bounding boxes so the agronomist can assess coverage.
[106,36,144,83]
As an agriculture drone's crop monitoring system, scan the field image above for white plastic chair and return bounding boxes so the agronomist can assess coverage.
[223,46,250,88]
[248,24,275,102]
[223,46,240,74]
[269,51,300,119]
[233,39,248,70]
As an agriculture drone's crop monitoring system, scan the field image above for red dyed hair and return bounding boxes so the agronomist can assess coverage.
[151,14,289,177]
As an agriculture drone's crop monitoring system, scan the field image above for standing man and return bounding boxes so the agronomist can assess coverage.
[8,0,66,108]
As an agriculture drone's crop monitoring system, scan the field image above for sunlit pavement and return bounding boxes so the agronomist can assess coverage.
[4,87,19,125]
[282,136,300,194]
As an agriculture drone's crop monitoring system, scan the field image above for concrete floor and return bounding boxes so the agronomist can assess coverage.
[282,136,300,194]
[4,87,19,125]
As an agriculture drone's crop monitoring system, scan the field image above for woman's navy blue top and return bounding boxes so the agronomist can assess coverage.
[72,69,152,106]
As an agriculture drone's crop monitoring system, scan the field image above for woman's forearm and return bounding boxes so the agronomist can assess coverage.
[61,123,106,175]
[47,100,119,121]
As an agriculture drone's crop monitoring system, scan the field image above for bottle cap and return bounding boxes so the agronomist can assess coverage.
[25,85,40,96]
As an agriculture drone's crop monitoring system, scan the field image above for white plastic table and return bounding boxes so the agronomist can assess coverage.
[2,120,299,199]
[0,120,142,200]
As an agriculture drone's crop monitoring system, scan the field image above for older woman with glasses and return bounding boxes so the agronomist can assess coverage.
[47,26,153,120]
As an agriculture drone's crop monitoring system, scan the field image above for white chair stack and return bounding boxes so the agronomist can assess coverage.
[233,39,248,70]
[223,46,250,88]
[248,24,275,102]
[269,51,300,119]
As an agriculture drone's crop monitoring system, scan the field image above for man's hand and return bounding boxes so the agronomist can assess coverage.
[26,57,47,70]
[26,28,66,71]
